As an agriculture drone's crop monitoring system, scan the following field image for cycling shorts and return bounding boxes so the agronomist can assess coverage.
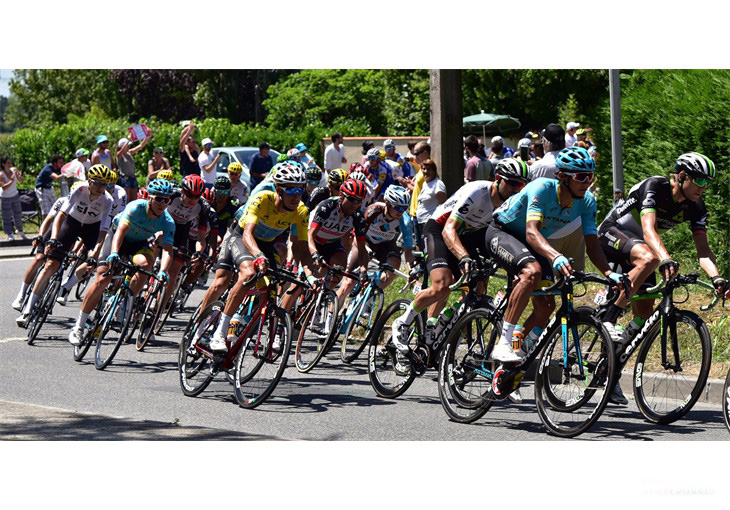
[215,233,279,273]
[485,223,554,284]
[98,227,153,267]
[597,225,656,288]
[314,240,346,265]
[423,219,488,276]
[47,216,100,262]
[367,239,401,264]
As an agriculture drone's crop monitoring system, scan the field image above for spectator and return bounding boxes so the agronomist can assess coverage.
[179,122,200,177]
[198,137,220,190]
[147,147,171,181]
[35,155,64,215]
[287,148,301,162]
[296,143,315,169]
[464,134,494,182]
[91,135,115,171]
[226,163,250,204]
[249,141,274,188]
[324,132,347,173]
[487,135,515,164]
[398,141,431,246]
[0,157,27,241]
[565,122,580,147]
[530,123,565,180]
[117,136,149,203]
[361,140,375,165]
[576,128,593,147]
[415,159,447,251]
[75,148,91,174]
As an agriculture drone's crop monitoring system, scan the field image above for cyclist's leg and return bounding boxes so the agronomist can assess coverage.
[14,251,47,306]
[331,248,353,309]
[129,249,155,297]
[160,252,184,309]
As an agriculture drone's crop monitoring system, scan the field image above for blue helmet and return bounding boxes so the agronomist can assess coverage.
[147,178,174,196]
[556,147,595,173]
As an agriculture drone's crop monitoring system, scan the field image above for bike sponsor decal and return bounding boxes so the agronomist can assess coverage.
[635,362,643,387]
[620,310,660,363]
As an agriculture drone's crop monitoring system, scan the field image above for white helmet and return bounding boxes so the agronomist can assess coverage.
[287,148,300,159]
[517,138,532,149]
[383,138,396,150]
[675,152,716,180]
[349,170,368,182]
[367,148,381,159]
[384,185,410,207]
[272,162,306,185]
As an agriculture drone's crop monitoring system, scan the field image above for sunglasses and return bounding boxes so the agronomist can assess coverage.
[281,186,305,195]
[570,172,595,183]
[307,179,320,185]
[89,179,107,187]
[216,189,230,195]
[689,175,711,187]
[344,195,362,204]
[392,205,408,212]
[505,179,526,189]
[183,190,201,200]
[150,195,171,204]
[412,149,425,156]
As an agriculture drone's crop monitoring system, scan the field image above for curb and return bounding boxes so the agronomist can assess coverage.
[618,371,726,406]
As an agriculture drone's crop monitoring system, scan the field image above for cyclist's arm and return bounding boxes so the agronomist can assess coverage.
[159,243,174,273]
[50,210,67,240]
[241,221,263,259]
[640,211,670,261]
[443,216,469,260]
[112,221,131,254]
[89,231,107,260]
[404,246,415,269]
[307,223,322,257]
[291,239,313,277]
[525,220,560,261]
[38,210,56,236]
[692,230,720,279]
[355,235,368,272]
[584,234,613,276]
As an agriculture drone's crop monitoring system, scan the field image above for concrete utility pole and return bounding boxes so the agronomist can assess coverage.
[609,69,624,204]
[429,70,463,195]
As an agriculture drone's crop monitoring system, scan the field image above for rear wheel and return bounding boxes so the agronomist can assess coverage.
[722,367,730,433]
[534,309,616,438]
[341,287,384,364]
[294,290,339,373]
[633,310,711,425]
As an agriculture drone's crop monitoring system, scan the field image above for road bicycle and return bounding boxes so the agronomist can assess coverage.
[437,270,620,437]
[723,367,730,433]
[179,267,309,408]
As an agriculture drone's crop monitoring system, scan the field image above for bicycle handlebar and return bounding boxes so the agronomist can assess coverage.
[102,258,158,280]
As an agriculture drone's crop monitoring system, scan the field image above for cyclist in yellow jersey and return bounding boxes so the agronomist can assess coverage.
[208,163,313,352]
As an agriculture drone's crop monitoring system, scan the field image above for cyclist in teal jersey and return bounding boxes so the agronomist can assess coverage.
[68,179,176,346]
[486,147,621,363]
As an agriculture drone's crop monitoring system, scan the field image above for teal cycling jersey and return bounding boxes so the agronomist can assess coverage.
[493,178,597,240]
[117,199,176,246]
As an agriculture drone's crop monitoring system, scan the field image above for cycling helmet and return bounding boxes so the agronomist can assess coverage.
[106,169,118,188]
[137,187,149,200]
[675,152,716,180]
[87,164,113,183]
[367,148,381,159]
[182,174,206,196]
[555,147,595,173]
[272,162,306,185]
[276,153,289,163]
[305,166,322,182]
[147,178,174,196]
[384,185,410,207]
[379,150,387,160]
[214,175,232,192]
[227,162,243,175]
[340,178,367,200]
[517,138,532,149]
[496,158,531,181]
[75,148,89,158]
[328,168,348,185]
[349,162,365,174]
[158,169,174,181]
[202,187,215,203]
[384,139,396,150]
[287,148,301,159]
[349,170,368,183]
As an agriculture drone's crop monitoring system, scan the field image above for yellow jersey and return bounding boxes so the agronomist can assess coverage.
[239,191,309,242]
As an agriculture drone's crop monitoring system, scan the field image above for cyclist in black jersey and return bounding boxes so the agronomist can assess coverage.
[303,166,322,206]
[307,168,346,211]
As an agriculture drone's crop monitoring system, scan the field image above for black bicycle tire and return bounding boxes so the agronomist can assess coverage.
[154,272,185,335]
[94,288,133,370]
[534,309,617,438]
[633,309,712,425]
[73,299,103,362]
[233,306,293,409]
[177,301,221,397]
[74,271,92,301]
[27,273,61,345]
[342,287,385,364]
[723,367,730,433]
[367,298,418,399]
[136,284,164,351]
[294,290,339,373]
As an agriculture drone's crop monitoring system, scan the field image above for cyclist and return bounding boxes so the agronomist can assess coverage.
[349,163,375,205]
[391,158,532,351]
[484,147,620,364]
[308,178,369,308]
[207,164,312,352]
[353,185,415,289]
[307,168,347,210]
[68,178,176,346]
[365,147,394,199]
[383,139,412,180]
[303,166,323,205]
[598,151,730,404]
[225,162,250,204]
[17,165,115,327]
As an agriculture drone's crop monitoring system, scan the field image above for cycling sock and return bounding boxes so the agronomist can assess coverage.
[399,304,420,325]
[23,293,40,315]
[215,313,232,337]
[603,304,623,324]
[18,281,30,299]
[62,273,79,291]
[500,322,517,345]
[76,312,89,330]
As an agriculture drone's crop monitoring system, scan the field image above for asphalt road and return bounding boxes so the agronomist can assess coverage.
[1,257,728,441]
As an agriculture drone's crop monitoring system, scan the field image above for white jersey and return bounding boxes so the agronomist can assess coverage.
[60,182,113,232]
[430,180,495,233]
[48,197,68,219]
[109,184,127,217]
[230,180,250,205]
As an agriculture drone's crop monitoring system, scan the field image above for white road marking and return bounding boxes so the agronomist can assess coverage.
[0,337,25,344]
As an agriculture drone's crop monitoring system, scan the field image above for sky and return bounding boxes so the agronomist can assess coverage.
[0,69,11,97]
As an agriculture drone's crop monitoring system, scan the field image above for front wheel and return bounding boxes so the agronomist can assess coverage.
[341,287,384,364]
[94,289,134,370]
[534,309,616,438]
[294,290,339,373]
[178,302,222,397]
[27,274,61,345]
[136,284,164,351]
[722,368,730,433]
[633,309,711,425]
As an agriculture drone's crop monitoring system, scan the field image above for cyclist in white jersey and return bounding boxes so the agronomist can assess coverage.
[17,166,115,327]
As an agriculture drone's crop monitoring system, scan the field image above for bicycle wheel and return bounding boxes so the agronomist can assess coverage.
[73,299,104,362]
[27,273,61,345]
[94,288,134,370]
[633,309,711,425]
[154,274,184,335]
[178,301,221,397]
[136,285,164,351]
[233,306,293,408]
[722,370,730,431]
[367,299,419,399]
[438,308,499,423]
[341,287,385,364]
[294,290,339,373]
[74,271,92,302]
[534,308,616,438]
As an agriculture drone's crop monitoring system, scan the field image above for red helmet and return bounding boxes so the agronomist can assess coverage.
[202,187,215,203]
[340,178,367,200]
[137,187,149,200]
[349,162,365,174]
[182,174,206,197]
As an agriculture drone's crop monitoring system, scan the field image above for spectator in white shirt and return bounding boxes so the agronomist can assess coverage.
[324,132,347,173]
[565,122,580,148]
[198,137,220,190]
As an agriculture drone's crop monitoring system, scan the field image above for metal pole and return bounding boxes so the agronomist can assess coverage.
[609,69,624,204]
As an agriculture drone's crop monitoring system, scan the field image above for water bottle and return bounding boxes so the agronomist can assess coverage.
[511,325,523,351]
[426,317,439,346]
[620,318,645,345]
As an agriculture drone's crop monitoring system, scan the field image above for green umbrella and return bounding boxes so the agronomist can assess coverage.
[463,111,522,140]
